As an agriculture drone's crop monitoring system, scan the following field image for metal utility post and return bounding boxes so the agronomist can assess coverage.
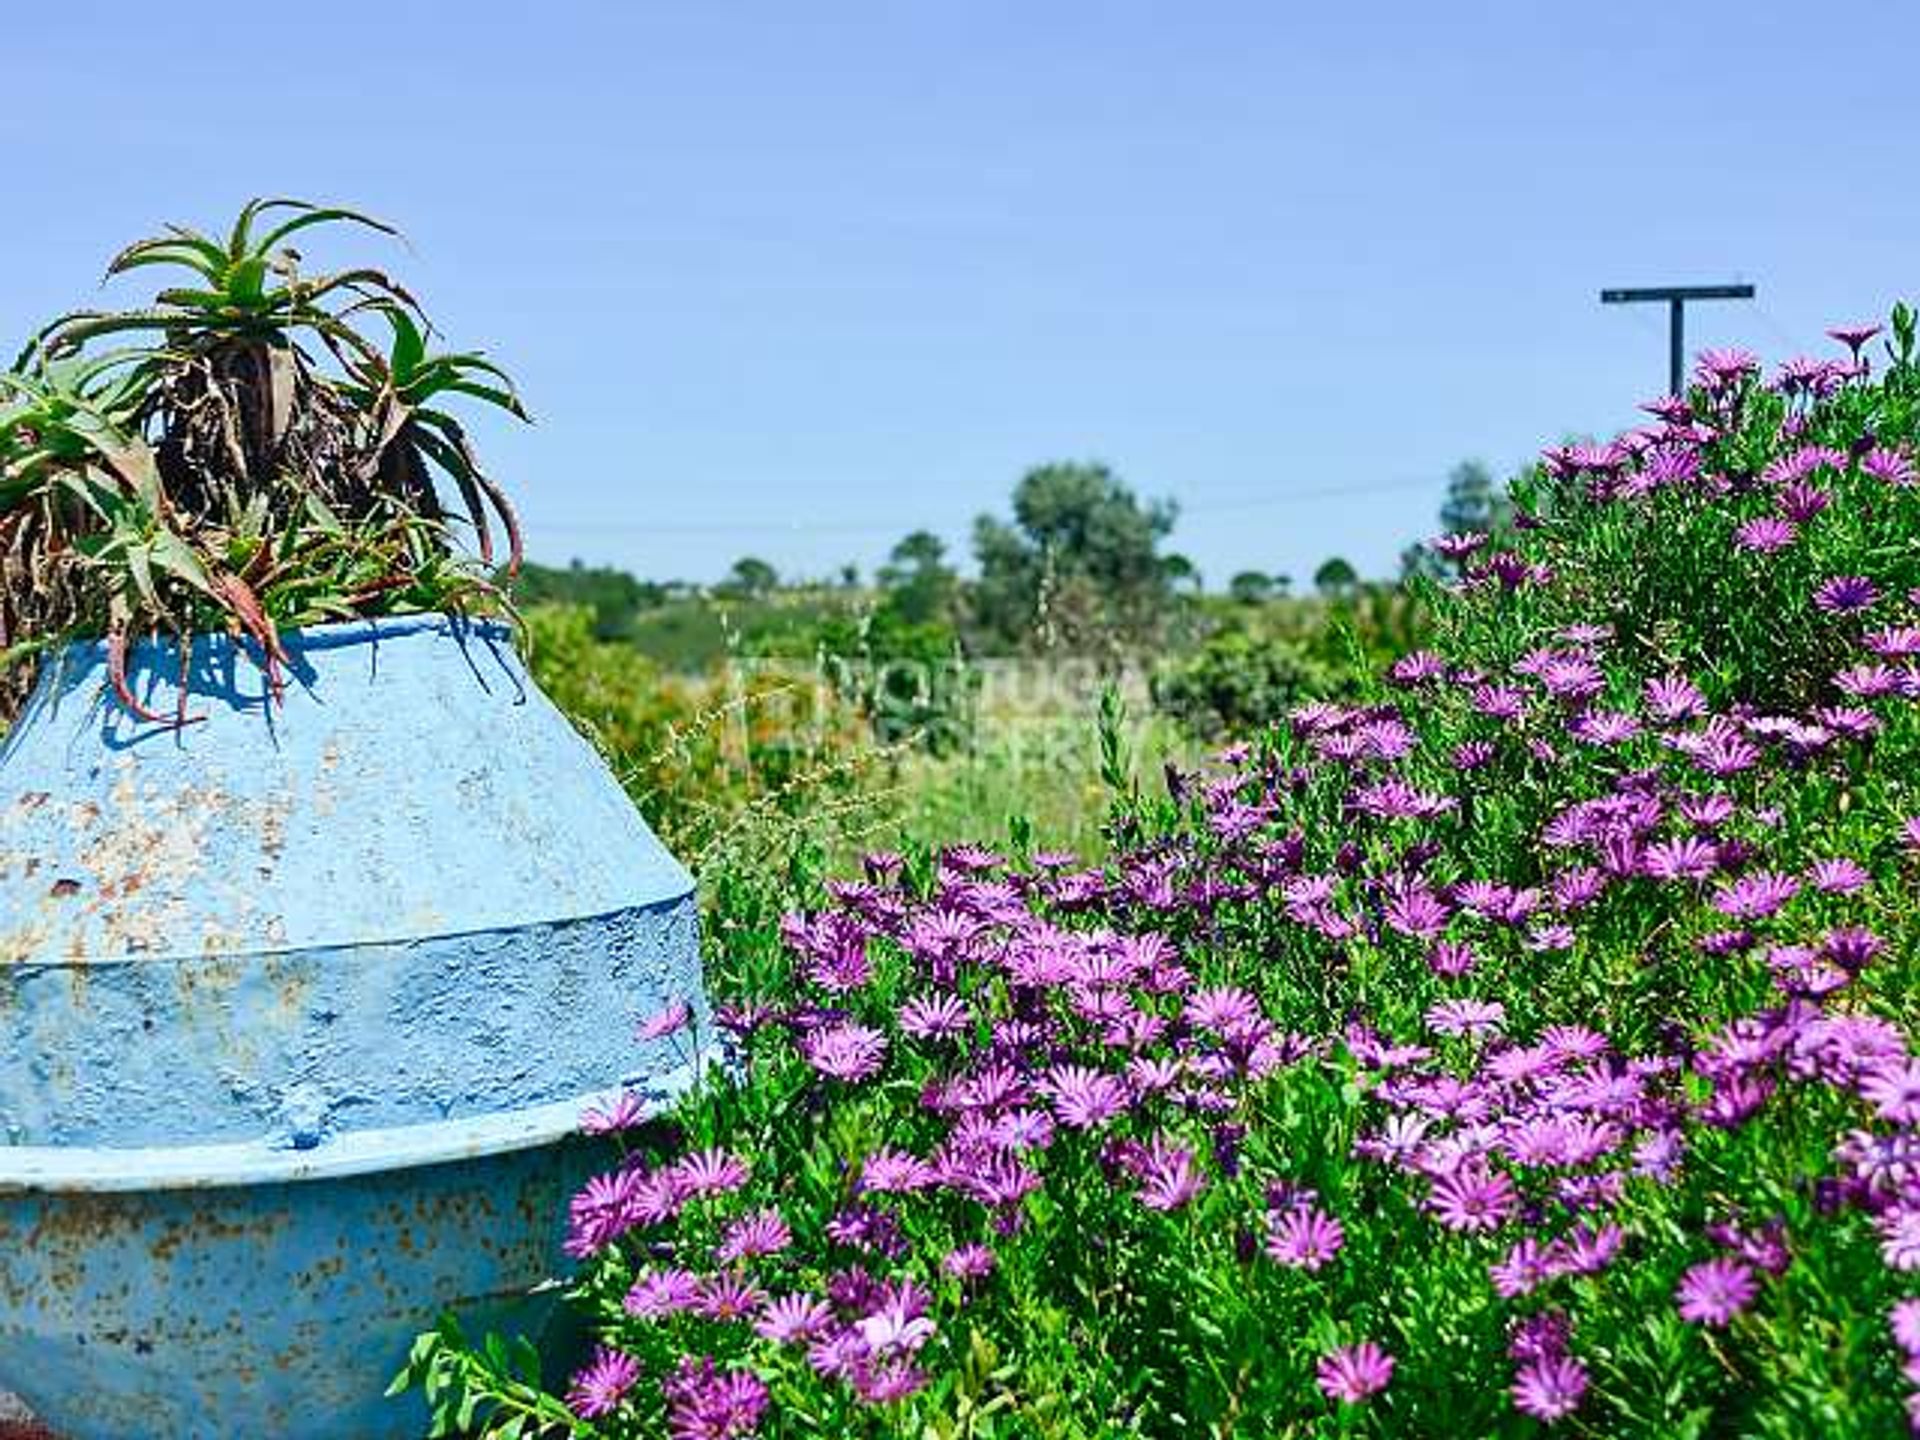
[1600,284,1756,395]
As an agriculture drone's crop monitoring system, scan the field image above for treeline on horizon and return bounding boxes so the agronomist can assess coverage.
[507,458,1517,750]
[513,458,1514,659]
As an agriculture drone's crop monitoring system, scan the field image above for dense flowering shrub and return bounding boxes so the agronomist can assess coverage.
[405,308,1920,1437]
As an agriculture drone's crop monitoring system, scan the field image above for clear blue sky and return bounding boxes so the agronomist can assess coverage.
[7,2,1916,587]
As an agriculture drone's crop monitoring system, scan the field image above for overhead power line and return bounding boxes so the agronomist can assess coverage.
[532,474,1441,538]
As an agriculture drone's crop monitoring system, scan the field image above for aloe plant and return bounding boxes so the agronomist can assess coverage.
[0,198,527,721]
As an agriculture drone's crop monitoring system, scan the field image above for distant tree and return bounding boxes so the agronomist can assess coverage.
[1160,552,1203,595]
[724,556,779,597]
[512,559,661,638]
[885,530,949,574]
[1313,556,1359,600]
[1398,543,1447,583]
[1272,572,1293,598]
[838,562,861,589]
[1153,626,1342,740]
[1439,459,1514,537]
[971,461,1178,652]
[1228,570,1275,605]
[1400,459,1516,580]
[877,529,958,626]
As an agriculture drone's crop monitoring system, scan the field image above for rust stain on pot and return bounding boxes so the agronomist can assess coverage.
[145,1208,290,1266]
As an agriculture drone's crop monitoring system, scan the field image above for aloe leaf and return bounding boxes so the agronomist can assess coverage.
[433,378,529,419]
[226,256,272,308]
[226,198,272,259]
[149,530,215,595]
[104,235,226,283]
[255,202,400,256]
[297,267,425,315]
[387,307,427,384]
[124,545,158,610]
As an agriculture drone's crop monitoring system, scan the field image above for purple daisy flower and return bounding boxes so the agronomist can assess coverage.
[1427,940,1478,977]
[1734,516,1798,553]
[1553,1222,1626,1276]
[1642,836,1720,883]
[1185,985,1263,1033]
[636,997,692,1042]
[1317,1341,1394,1403]
[754,1292,835,1343]
[1509,1310,1573,1362]
[1040,1063,1131,1129]
[1864,446,1916,486]
[1678,792,1735,827]
[1137,1137,1205,1211]
[825,1203,907,1258]
[714,1207,793,1264]
[566,1345,642,1418]
[1881,1209,1920,1271]
[1265,1206,1346,1270]
[1512,1353,1589,1423]
[802,1022,889,1083]
[1452,738,1498,770]
[1384,885,1453,942]
[1827,323,1882,358]
[1814,575,1880,614]
[1807,857,1871,894]
[857,1146,937,1195]
[898,993,971,1041]
[581,1090,648,1135]
[675,1147,751,1199]
[624,1266,702,1319]
[1389,649,1449,685]
[1432,530,1488,559]
[852,1358,930,1404]
[1490,1237,1554,1298]
[1696,347,1759,386]
[1428,1160,1519,1233]
[1426,998,1505,1039]
[1676,1257,1759,1325]
[855,1301,937,1362]
[565,1169,649,1257]
[662,1356,769,1439]
[1569,709,1640,746]
[1891,1298,1920,1357]
[1865,1061,1920,1126]
[942,1242,997,1282]
[694,1271,767,1322]
[1711,870,1800,920]
[1644,674,1707,721]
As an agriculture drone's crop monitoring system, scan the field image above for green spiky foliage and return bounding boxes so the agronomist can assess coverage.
[0,198,527,722]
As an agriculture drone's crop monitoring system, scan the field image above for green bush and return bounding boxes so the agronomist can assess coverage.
[1152,625,1343,738]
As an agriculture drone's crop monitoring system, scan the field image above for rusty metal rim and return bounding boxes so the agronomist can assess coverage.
[0,889,694,973]
[0,1062,702,1195]
[44,611,514,668]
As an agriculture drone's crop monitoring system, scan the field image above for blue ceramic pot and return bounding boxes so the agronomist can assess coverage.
[0,615,707,1438]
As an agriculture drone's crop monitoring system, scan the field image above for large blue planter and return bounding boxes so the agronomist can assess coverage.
[0,615,708,1438]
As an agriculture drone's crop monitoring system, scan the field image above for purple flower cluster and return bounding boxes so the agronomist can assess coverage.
[548,320,1920,1436]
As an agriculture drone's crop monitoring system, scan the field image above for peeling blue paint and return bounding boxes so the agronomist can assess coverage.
[0,615,709,1438]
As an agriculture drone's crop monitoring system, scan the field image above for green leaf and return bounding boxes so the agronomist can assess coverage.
[431,378,529,419]
[125,547,158,610]
[225,256,271,308]
[148,531,215,595]
[387,307,428,384]
[254,201,400,257]
[227,198,272,259]
[104,234,226,284]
